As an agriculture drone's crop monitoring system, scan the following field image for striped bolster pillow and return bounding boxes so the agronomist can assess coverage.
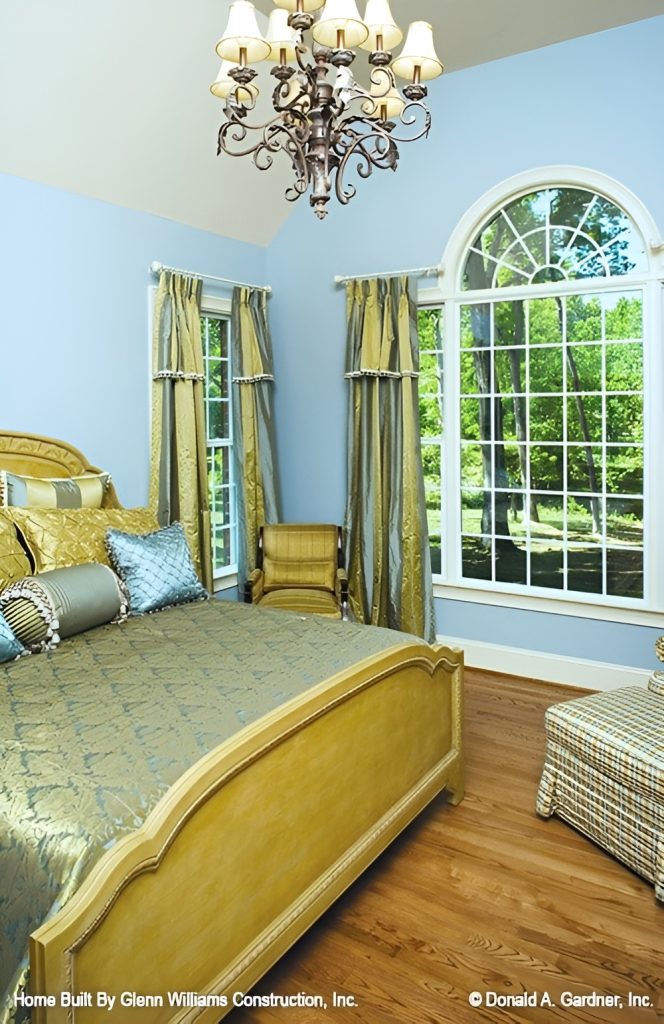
[0,564,127,652]
[0,470,110,509]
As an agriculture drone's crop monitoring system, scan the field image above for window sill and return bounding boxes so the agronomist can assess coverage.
[213,571,238,595]
[432,580,664,628]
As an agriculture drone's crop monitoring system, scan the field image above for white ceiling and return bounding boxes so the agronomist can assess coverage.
[1,0,663,247]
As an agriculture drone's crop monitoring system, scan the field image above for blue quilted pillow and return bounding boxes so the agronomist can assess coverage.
[105,522,208,616]
[0,610,25,663]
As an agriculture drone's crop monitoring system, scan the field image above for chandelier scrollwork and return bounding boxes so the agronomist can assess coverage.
[211,1,444,219]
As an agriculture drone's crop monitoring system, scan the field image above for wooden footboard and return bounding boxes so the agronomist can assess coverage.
[30,642,463,1023]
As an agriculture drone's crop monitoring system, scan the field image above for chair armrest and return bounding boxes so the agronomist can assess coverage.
[245,569,264,604]
[336,568,349,621]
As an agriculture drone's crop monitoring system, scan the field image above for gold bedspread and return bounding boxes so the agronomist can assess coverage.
[0,600,422,1022]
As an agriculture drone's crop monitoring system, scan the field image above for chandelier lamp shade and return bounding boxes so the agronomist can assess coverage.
[211,0,444,219]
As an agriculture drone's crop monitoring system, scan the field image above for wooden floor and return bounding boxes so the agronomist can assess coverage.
[231,670,663,1024]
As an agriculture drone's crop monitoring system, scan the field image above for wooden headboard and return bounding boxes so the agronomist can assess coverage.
[0,431,121,506]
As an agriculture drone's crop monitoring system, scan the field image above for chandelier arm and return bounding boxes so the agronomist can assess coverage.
[293,40,313,76]
[271,80,312,132]
[335,103,432,149]
[272,126,310,196]
[219,81,315,140]
[218,121,277,161]
[331,128,398,206]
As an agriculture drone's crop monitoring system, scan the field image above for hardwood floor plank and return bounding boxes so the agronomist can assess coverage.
[228,670,663,1023]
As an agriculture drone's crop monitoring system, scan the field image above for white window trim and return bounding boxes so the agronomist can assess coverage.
[418,166,664,625]
[200,293,239,590]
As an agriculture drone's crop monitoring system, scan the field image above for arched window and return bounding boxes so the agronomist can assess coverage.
[418,171,662,612]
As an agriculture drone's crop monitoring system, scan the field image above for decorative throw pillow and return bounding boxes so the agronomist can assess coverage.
[7,507,159,573]
[0,511,32,589]
[0,470,111,509]
[0,564,127,653]
[106,522,208,615]
[0,610,25,664]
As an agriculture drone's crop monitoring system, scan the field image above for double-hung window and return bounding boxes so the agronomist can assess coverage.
[419,176,663,615]
[201,300,237,581]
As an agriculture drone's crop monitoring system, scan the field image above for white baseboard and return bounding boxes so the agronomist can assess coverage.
[437,634,651,692]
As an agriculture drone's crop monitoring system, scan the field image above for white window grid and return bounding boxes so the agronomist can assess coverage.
[201,312,238,577]
[419,279,656,612]
[455,289,645,601]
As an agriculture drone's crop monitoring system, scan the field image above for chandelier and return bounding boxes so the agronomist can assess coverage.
[210,0,444,219]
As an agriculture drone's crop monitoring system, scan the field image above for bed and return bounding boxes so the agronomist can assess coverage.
[0,431,464,1024]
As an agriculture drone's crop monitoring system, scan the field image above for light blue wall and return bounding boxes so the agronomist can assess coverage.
[266,17,664,669]
[0,173,266,506]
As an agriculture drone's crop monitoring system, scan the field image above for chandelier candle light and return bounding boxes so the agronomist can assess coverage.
[211,0,444,219]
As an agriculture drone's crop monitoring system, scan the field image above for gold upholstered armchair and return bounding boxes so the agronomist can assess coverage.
[245,524,349,620]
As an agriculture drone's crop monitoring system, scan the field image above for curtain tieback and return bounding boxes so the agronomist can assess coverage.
[153,371,205,382]
[345,369,419,379]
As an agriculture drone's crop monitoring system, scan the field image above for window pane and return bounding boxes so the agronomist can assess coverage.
[605,447,643,495]
[606,395,643,443]
[460,398,481,441]
[567,496,602,543]
[567,446,603,492]
[566,345,602,392]
[494,349,526,394]
[206,359,223,400]
[567,295,602,343]
[461,444,489,488]
[460,352,481,394]
[529,446,563,492]
[461,535,492,580]
[461,304,491,348]
[529,348,562,393]
[495,539,527,585]
[495,301,525,346]
[530,397,562,442]
[606,498,643,547]
[530,541,564,590]
[567,546,603,595]
[461,490,488,535]
[566,395,602,443]
[529,495,564,537]
[605,343,642,391]
[420,392,443,437]
[529,298,562,345]
[418,308,444,349]
[214,527,232,571]
[605,294,642,340]
[607,548,643,599]
[207,317,222,359]
[208,399,230,441]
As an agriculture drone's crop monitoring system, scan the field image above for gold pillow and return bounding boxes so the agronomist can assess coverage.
[0,511,32,589]
[8,507,159,573]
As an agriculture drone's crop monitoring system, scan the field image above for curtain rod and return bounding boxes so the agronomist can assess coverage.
[149,261,272,295]
[334,263,444,285]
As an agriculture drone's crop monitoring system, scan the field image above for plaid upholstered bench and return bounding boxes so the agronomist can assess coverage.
[536,677,664,901]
